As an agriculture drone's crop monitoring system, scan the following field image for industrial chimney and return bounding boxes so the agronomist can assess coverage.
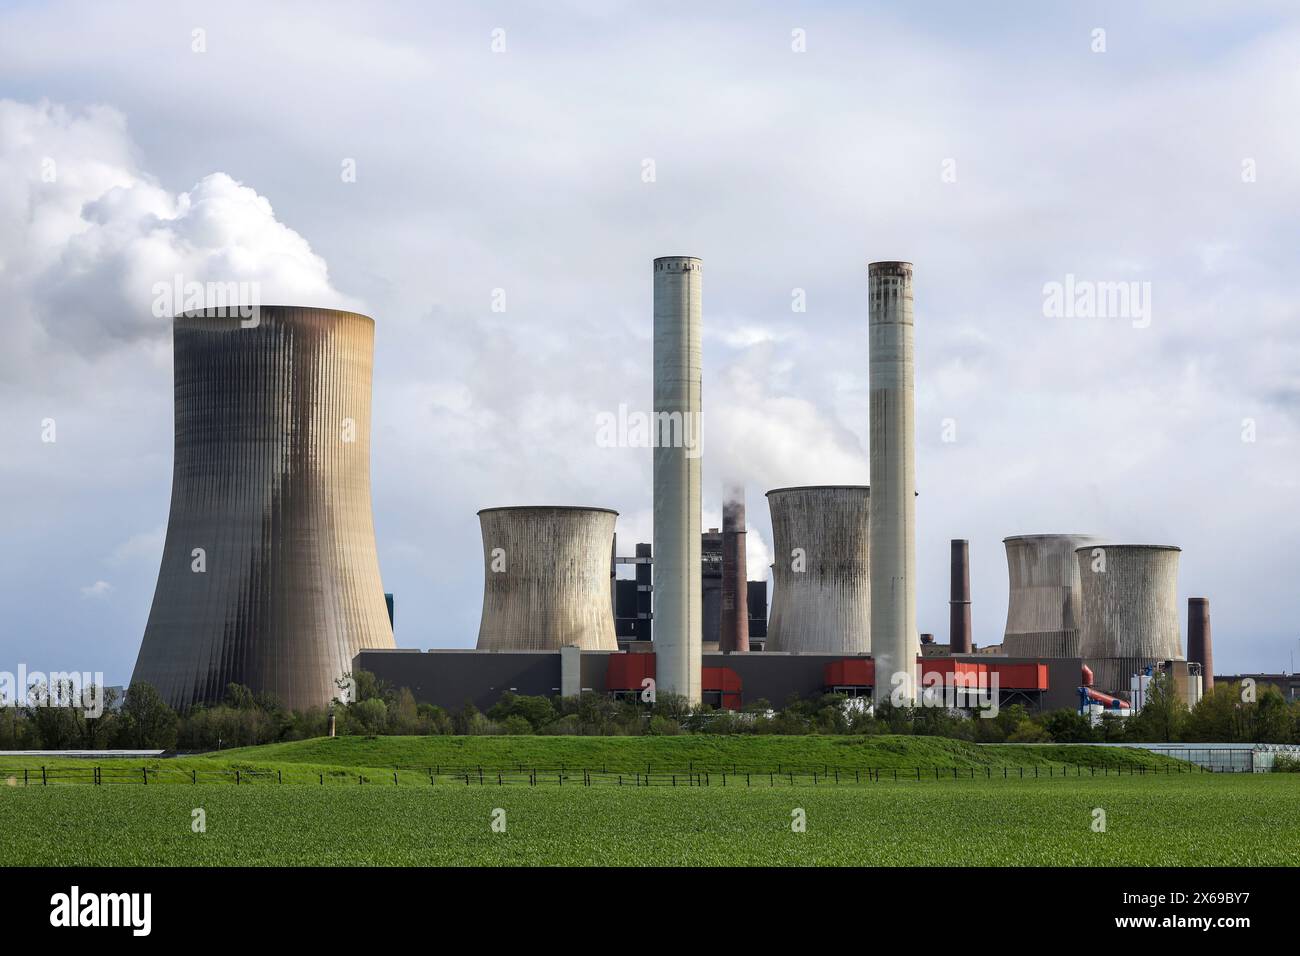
[476,506,619,651]
[868,261,918,701]
[1187,597,1214,693]
[132,306,395,712]
[652,256,703,703]
[721,484,750,652]
[949,539,972,654]
[1076,544,1183,698]
[766,486,870,653]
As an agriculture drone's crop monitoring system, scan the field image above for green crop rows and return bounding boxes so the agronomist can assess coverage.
[2,775,1295,866]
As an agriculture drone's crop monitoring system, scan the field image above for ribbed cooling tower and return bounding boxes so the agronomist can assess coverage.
[868,261,917,699]
[766,486,870,654]
[652,256,703,702]
[1076,544,1183,697]
[1187,597,1213,693]
[1002,534,1102,658]
[949,539,972,654]
[476,506,619,651]
[721,484,750,652]
[132,306,394,712]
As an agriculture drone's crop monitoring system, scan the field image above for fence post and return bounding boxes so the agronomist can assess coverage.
[279,770,283,784]
[235,770,240,785]
[142,767,147,785]
[192,769,196,784]
[42,766,46,786]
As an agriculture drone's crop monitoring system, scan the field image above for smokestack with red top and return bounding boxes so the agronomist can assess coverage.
[1187,598,1213,693]
[721,483,750,652]
[949,539,972,654]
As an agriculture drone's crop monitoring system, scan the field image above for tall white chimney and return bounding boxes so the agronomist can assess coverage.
[652,256,702,703]
[868,261,918,703]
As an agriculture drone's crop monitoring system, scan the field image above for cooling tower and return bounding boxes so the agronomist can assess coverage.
[132,306,394,712]
[868,261,917,700]
[1187,597,1213,693]
[949,539,972,654]
[1076,544,1183,697]
[476,506,619,651]
[766,486,870,654]
[721,484,750,652]
[652,256,702,702]
[1002,534,1102,658]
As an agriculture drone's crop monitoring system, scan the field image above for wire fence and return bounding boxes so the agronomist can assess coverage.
[0,761,1213,788]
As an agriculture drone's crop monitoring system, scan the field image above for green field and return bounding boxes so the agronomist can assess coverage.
[1,776,1294,865]
[0,734,1192,786]
[1,736,1290,866]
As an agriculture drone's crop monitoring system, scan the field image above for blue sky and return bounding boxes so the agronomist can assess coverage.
[1,0,1298,683]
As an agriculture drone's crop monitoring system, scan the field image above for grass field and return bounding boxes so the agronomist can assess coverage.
[1,775,1294,866]
[0,734,1192,786]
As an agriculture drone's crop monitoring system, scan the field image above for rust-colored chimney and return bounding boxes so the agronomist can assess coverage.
[1187,597,1213,693]
[721,484,750,652]
[949,539,972,654]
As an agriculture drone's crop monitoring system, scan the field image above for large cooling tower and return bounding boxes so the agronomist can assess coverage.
[1076,544,1183,697]
[652,256,702,702]
[476,506,619,651]
[132,306,394,712]
[1002,534,1102,657]
[868,261,917,699]
[766,486,870,653]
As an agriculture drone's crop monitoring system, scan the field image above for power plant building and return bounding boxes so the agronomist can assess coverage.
[132,306,394,712]
[1077,544,1184,698]
[476,506,619,651]
[765,486,871,654]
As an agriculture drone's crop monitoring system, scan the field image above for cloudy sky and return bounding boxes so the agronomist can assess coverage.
[2,0,1298,685]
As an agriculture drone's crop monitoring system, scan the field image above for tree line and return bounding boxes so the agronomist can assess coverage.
[1,671,1296,750]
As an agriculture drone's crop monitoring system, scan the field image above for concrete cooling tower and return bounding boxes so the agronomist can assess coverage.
[132,306,394,712]
[766,486,870,653]
[1076,544,1183,697]
[1002,534,1102,658]
[476,506,619,651]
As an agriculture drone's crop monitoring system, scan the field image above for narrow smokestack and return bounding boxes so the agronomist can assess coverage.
[1187,597,1213,693]
[652,256,702,703]
[949,539,972,654]
[721,483,750,652]
[868,260,918,701]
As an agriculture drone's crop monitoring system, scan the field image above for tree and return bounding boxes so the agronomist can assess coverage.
[1124,671,1186,743]
[488,692,557,731]
[115,682,179,749]
[1042,709,1098,743]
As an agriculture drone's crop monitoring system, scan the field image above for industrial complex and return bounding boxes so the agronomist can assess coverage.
[133,261,1217,720]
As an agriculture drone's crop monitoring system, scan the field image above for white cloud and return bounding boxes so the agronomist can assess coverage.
[0,99,357,382]
[79,581,114,600]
